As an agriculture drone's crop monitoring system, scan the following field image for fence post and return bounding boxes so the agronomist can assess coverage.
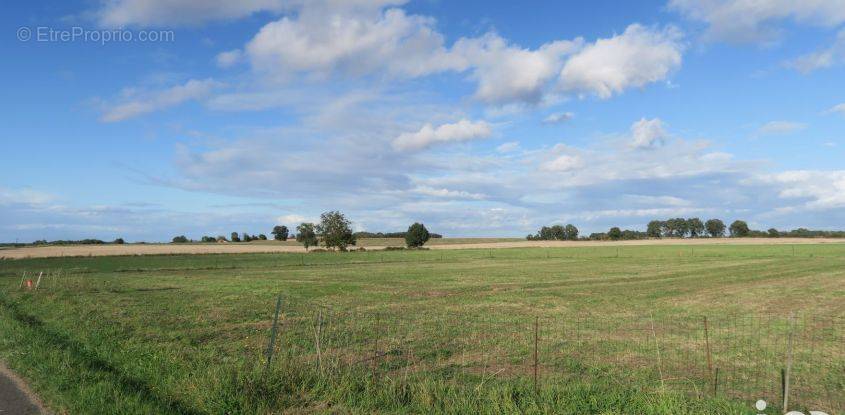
[34,272,44,291]
[650,313,665,391]
[782,313,796,411]
[703,316,714,395]
[372,315,380,381]
[18,271,27,289]
[314,309,324,374]
[533,316,539,392]
[713,367,719,396]
[265,295,283,371]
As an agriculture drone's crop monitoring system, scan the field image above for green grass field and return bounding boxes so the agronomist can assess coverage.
[0,244,843,414]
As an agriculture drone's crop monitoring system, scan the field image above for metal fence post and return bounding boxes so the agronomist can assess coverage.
[265,295,283,371]
[703,316,714,395]
[533,316,539,392]
[783,313,795,411]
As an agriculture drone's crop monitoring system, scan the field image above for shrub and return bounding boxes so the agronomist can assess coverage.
[405,223,431,248]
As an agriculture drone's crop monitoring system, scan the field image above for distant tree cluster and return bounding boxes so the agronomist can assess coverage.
[353,231,443,239]
[527,224,579,241]
[645,218,734,238]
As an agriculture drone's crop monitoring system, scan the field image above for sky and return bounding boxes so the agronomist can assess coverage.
[2,0,845,242]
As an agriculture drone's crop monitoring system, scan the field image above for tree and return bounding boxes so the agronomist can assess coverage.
[767,228,780,238]
[564,224,579,240]
[296,223,318,251]
[230,232,240,242]
[271,225,289,241]
[242,233,252,242]
[550,225,566,240]
[647,220,663,238]
[705,219,725,238]
[258,234,268,240]
[538,226,553,240]
[172,235,189,243]
[687,218,705,238]
[113,238,125,244]
[200,236,216,242]
[729,220,750,237]
[671,217,689,238]
[317,211,356,251]
[405,222,431,248]
[608,227,622,241]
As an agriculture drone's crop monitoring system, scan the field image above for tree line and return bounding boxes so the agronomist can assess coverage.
[528,218,845,241]
[170,211,435,251]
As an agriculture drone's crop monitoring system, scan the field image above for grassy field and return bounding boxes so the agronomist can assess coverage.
[0,244,843,414]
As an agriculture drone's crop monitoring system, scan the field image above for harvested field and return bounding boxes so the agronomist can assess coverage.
[1,237,842,259]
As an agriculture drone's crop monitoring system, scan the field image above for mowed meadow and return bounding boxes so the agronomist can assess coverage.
[0,243,843,414]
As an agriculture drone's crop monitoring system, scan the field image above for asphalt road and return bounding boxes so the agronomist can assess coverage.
[0,366,43,415]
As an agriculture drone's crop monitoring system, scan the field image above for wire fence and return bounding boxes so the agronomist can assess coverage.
[269,304,844,413]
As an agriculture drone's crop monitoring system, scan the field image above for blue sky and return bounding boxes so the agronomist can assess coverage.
[2,0,844,242]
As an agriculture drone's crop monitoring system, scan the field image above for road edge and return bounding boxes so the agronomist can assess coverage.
[0,361,49,415]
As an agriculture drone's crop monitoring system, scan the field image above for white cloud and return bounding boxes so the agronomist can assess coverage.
[630,118,668,149]
[276,214,310,225]
[559,24,683,99]
[496,141,521,153]
[786,29,845,73]
[0,188,56,206]
[450,34,581,104]
[227,2,679,106]
[100,78,223,122]
[540,154,583,172]
[826,103,845,115]
[242,5,462,81]
[762,170,845,210]
[669,0,845,44]
[216,49,244,68]
[756,121,806,136]
[543,112,574,124]
[96,0,297,27]
[412,186,486,200]
[392,119,492,151]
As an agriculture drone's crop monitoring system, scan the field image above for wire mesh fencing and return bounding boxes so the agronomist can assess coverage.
[267,305,843,413]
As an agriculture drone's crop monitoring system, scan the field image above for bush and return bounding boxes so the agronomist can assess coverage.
[405,223,431,248]
[172,235,189,243]
[113,238,125,244]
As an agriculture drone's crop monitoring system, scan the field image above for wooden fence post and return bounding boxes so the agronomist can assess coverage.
[265,295,283,371]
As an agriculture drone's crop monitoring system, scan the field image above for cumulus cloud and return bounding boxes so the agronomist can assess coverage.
[559,24,683,99]
[392,119,492,151]
[225,2,674,106]
[756,121,807,136]
[630,118,668,149]
[543,112,574,124]
[450,34,582,104]
[100,78,223,122]
[669,0,845,44]
[96,0,293,27]
[761,170,845,210]
[241,4,462,80]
